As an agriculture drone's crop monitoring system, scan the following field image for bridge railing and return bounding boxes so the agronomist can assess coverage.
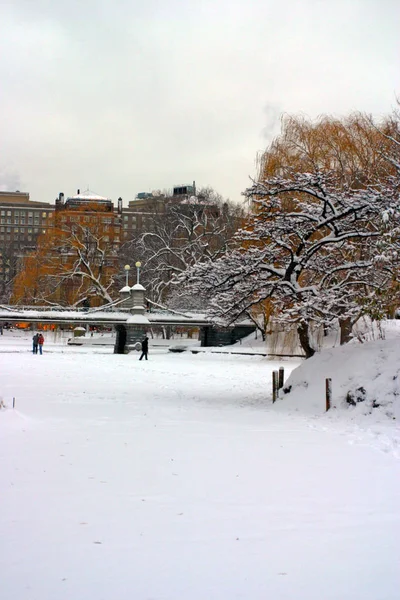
[0,305,131,314]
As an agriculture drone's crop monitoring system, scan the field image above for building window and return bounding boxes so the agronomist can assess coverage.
[42,229,46,234]
[14,217,19,224]
[7,218,12,224]
[42,212,47,218]
[0,227,4,232]
[28,228,32,233]
[34,228,39,233]
[28,217,33,224]
[6,227,11,233]
[7,211,11,216]
[14,228,19,233]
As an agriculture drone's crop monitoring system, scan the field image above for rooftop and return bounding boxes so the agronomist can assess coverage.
[68,189,110,202]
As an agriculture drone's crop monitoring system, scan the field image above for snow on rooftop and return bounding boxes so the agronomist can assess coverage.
[68,189,110,201]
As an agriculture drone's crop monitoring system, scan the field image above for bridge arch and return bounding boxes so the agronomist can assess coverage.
[114,324,127,354]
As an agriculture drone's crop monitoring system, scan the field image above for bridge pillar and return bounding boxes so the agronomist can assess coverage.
[114,283,150,353]
[119,285,132,309]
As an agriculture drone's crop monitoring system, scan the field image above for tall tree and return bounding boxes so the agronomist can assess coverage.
[12,209,120,307]
[184,112,400,357]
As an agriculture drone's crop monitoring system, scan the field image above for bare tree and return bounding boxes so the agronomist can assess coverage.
[125,190,245,304]
[12,220,119,307]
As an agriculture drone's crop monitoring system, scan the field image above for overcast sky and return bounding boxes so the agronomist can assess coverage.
[0,0,398,205]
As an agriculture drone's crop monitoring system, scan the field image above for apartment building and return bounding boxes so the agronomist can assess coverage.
[0,191,54,300]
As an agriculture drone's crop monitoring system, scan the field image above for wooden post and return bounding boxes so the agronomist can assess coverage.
[272,371,279,403]
[278,367,284,389]
[325,378,332,412]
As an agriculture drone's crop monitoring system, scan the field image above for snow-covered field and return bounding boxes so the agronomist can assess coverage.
[1,330,399,600]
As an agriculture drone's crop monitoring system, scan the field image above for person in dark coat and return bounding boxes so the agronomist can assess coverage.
[139,336,149,360]
[32,333,39,354]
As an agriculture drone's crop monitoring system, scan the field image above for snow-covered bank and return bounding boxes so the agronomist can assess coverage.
[1,337,399,599]
[277,337,400,421]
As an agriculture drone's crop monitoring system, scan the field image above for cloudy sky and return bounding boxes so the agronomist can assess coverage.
[0,0,398,205]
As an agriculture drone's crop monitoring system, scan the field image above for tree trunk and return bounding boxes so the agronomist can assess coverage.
[297,321,315,358]
[339,317,354,345]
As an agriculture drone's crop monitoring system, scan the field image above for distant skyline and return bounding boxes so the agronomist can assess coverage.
[1,0,399,205]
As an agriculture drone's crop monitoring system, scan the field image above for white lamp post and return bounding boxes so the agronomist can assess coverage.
[135,261,142,285]
[124,264,131,287]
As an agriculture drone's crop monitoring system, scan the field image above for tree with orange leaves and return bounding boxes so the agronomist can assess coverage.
[12,206,120,307]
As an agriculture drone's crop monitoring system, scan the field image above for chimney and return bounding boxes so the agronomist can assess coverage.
[118,197,123,215]
[193,180,196,196]
[56,192,65,207]
[77,189,80,195]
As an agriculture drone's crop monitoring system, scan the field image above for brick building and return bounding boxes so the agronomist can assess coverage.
[1,183,222,303]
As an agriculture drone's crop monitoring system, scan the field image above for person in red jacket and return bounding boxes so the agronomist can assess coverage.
[37,333,44,355]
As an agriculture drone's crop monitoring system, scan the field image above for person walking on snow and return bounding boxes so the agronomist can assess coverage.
[32,333,39,354]
[37,333,44,355]
[139,335,149,361]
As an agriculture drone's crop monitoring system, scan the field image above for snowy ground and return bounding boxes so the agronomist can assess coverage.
[1,330,399,600]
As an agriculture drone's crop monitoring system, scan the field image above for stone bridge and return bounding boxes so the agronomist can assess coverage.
[0,284,255,353]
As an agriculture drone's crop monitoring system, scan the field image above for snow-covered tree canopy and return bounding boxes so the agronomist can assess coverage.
[185,175,399,357]
[189,174,387,303]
